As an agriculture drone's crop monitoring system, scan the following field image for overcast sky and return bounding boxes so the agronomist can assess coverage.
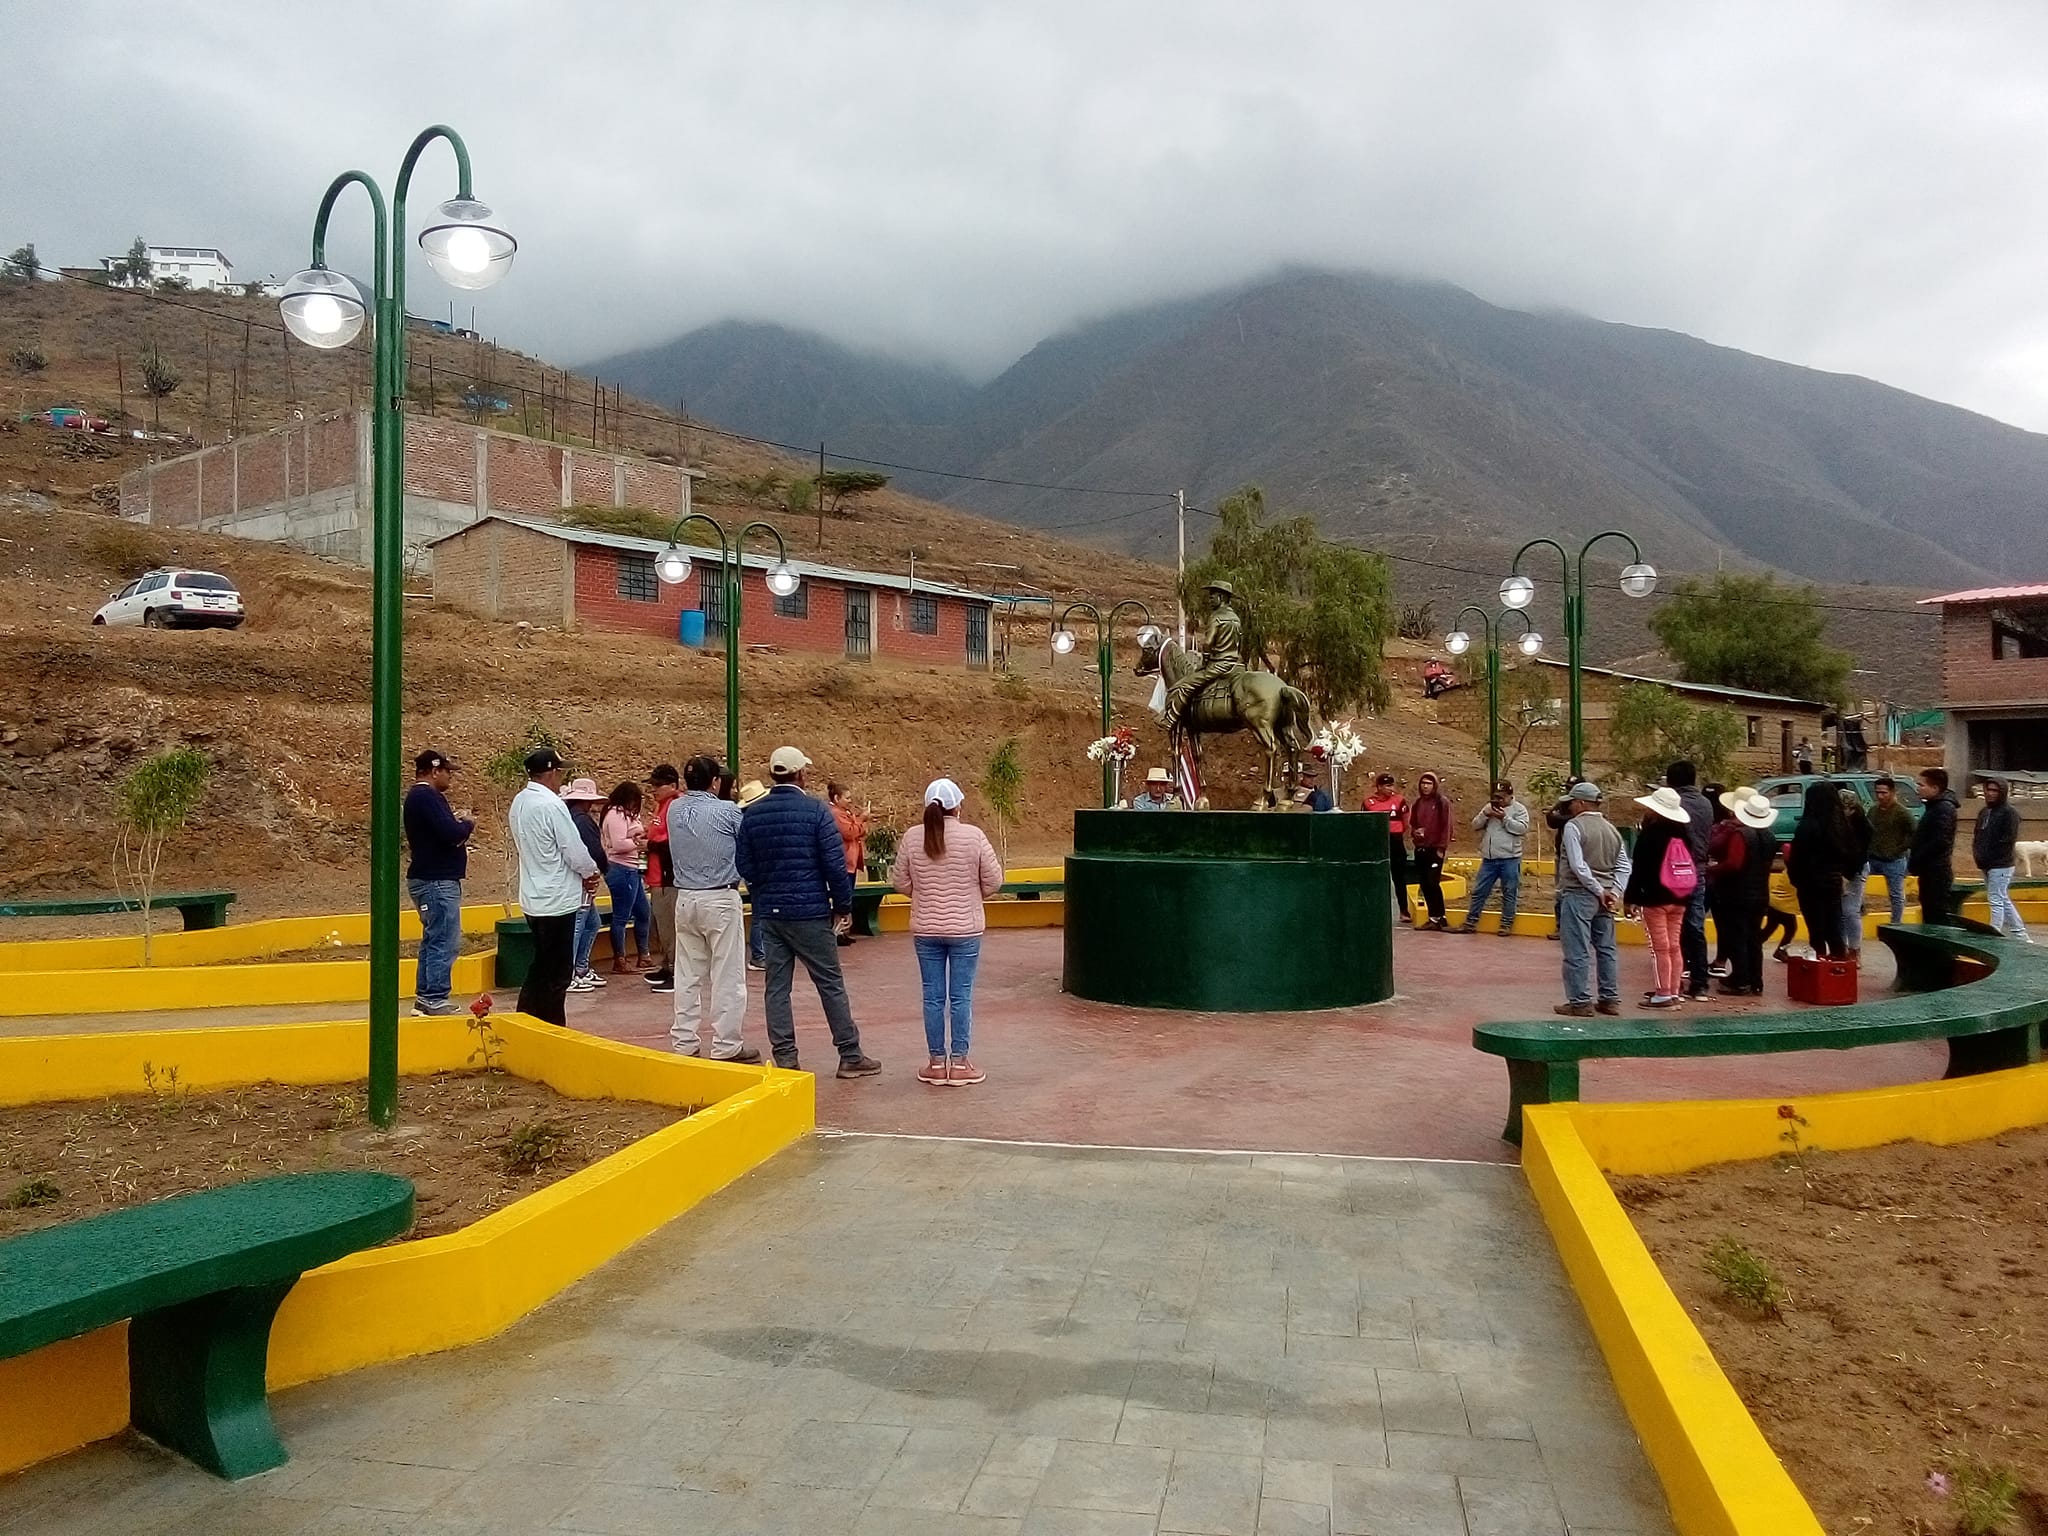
[10,2,2048,428]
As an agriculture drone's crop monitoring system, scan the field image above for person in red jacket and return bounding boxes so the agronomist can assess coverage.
[1408,772,1453,930]
[1362,772,1411,922]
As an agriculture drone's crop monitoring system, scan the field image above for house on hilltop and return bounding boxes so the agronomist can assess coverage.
[103,246,236,291]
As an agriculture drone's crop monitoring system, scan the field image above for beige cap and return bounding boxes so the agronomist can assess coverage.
[768,746,811,776]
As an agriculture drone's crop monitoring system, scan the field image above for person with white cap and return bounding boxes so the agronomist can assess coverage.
[1131,767,1180,810]
[663,754,763,1064]
[1555,781,1631,1016]
[734,746,882,1077]
[893,777,1006,1084]
[1623,784,1700,1008]
[509,746,601,1028]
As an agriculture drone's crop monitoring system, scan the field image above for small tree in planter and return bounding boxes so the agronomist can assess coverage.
[982,736,1025,872]
[864,823,900,882]
[113,747,211,965]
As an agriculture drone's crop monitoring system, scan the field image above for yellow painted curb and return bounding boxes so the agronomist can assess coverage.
[0,1015,812,1475]
[1523,1062,2048,1534]
[0,904,513,973]
[874,894,1066,932]
[0,950,497,1017]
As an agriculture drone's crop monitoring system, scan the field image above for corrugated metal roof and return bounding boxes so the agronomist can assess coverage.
[1528,656,1826,709]
[1918,584,2048,606]
[431,513,997,605]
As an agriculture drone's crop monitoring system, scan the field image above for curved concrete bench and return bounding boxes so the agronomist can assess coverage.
[1473,923,2048,1143]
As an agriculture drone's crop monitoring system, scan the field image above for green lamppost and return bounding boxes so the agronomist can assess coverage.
[1500,535,1657,780]
[1053,600,1160,806]
[1445,606,1544,786]
[279,125,516,1130]
[654,516,802,775]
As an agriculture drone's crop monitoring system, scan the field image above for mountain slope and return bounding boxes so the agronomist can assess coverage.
[592,270,2048,587]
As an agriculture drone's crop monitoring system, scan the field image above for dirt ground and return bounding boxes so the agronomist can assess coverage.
[0,1070,688,1242]
[0,502,1508,924]
[1624,1128,2048,1534]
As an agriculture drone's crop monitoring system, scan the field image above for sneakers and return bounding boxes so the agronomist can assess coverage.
[773,1055,800,1071]
[1423,917,1450,932]
[567,972,598,993]
[1553,1002,1594,1018]
[918,1057,949,1085]
[1709,961,1733,979]
[746,960,766,974]
[645,969,673,989]
[712,1045,764,1065]
[410,1001,452,1017]
[1452,924,1478,935]
[1644,994,1681,1009]
[836,1055,883,1079]
[948,1058,986,1085]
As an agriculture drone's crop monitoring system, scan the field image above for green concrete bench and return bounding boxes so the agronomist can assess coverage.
[0,889,237,931]
[0,1171,413,1478]
[1473,924,2048,1145]
[848,878,1065,936]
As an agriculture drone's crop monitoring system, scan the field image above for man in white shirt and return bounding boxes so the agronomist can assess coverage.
[509,745,601,1026]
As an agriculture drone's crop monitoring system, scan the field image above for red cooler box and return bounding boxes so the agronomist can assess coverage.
[1787,955,1857,1005]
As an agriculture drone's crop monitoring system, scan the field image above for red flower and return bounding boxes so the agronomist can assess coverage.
[470,993,494,1018]
[1776,1104,1797,1119]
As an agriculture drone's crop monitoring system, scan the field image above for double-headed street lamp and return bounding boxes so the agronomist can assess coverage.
[281,125,516,1130]
[1500,535,1657,781]
[655,516,801,776]
[1445,607,1543,787]
[1053,600,1160,807]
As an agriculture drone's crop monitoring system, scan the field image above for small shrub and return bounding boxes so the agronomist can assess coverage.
[1949,1458,2023,1534]
[9,344,47,374]
[141,1061,186,1116]
[7,1178,61,1209]
[1704,1235,1785,1316]
[865,823,900,876]
[502,1119,570,1176]
[330,1092,362,1129]
[467,1014,504,1073]
[994,669,1030,702]
[1397,601,1435,641]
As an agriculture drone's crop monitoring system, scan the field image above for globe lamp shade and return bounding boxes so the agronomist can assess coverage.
[279,268,366,349]
[1620,562,1658,599]
[1136,625,1163,648]
[1499,574,1535,611]
[418,198,516,290]
[1051,628,1077,655]
[765,561,801,598]
[654,545,691,585]
[1517,630,1544,656]
[1444,629,1472,656]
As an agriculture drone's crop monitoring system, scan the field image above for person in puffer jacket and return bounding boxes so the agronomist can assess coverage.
[735,745,883,1077]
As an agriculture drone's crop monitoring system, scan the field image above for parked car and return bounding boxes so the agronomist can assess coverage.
[1753,772,1924,843]
[92,568,245,630]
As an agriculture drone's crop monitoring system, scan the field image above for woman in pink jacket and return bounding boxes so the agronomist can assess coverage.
[893,777,1004,1085]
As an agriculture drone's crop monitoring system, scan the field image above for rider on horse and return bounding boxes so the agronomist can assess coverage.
[1163,580,1246,735]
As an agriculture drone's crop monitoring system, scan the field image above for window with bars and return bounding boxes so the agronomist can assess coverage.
[699,567,725,637]
[909,594,939,635]
[616,554,658,602]
[774,585,808,619]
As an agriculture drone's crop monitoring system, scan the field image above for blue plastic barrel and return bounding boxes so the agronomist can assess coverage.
[678,609,707,648]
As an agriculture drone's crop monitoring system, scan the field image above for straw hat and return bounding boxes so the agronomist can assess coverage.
[1145,767,1172,785]
[735,779,769,808]
[559,777,605,803]
[1633,785,1691,824]
[1724,786,1776,830]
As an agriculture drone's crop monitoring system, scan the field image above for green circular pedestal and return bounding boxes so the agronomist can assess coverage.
[1062,810,1394,1011]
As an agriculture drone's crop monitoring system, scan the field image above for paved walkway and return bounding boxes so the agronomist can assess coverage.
[2,1135,1675,1536]
[11,926,1937,1163]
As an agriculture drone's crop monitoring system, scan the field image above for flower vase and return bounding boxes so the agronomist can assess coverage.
[1329,763,1343,810]
[1110,758,1124,807]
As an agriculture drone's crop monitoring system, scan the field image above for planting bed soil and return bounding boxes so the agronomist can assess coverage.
[1623,1124,2048,1534]
[218,934,496,965]
[0,1071,689,1242]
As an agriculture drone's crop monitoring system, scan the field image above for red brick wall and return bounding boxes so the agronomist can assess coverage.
[486,434,562,515]
[405,418,475,505]
[238,435,286,508]
[1942,605,2048,705]
[621,460,683,515]
[306,414,356,493]
[564,548,985,664]
[569,453,614,509]
[152,459,200,527]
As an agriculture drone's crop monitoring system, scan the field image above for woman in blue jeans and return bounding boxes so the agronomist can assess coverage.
[892,778,1005,1085]
[599,782,653,972]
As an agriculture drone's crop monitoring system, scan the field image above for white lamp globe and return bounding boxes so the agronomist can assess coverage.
[1499,574,1535,611]
[1517,630,1544,656]
[1619,562,1658,599]
[1444,630,1472,656]
[1051,628,1077,655]
[279,268,366,349]
[654,545,691,585]
[418,198,516,290]
[765,561,800,598]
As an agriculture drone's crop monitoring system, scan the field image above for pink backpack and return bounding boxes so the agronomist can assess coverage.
[1659,835,1699,899]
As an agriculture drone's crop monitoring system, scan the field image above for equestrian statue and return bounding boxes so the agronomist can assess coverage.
[1139,579,1315,806]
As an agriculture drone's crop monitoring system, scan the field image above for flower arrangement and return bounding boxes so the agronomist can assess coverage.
[1309,720,1366,770]
[1086,727,1139,764]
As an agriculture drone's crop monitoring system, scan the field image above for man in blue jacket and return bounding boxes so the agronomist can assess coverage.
[735,746,882,1077]
[403,749,473,1016]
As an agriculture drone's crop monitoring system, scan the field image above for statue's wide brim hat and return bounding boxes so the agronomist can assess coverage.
[1204,579,1236,597]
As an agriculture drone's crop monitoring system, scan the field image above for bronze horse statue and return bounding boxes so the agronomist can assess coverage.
[1136,634,1316,805]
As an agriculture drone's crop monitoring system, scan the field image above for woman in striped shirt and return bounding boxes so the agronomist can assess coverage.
[893,777,1005,1086]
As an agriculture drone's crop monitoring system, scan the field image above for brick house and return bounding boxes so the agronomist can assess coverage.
[1922,583,2048,787]
[119,412,703,572]
[429,513,997,669]
[1434,657,1829,779]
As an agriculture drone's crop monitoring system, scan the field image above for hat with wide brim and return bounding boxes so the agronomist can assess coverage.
[735,779,769,807]
[1204,579,1235,598]
[1729,788,1777,830]
[1634,785,1691,824]
[560,777,605,804]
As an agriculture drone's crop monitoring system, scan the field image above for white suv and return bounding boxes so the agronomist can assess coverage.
[93,568,245,630]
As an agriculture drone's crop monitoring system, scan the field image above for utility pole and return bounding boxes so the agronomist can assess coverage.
[1176,489,1187,642]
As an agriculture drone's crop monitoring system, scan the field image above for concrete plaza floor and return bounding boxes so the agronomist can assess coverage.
[2,1134,1675,1536]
